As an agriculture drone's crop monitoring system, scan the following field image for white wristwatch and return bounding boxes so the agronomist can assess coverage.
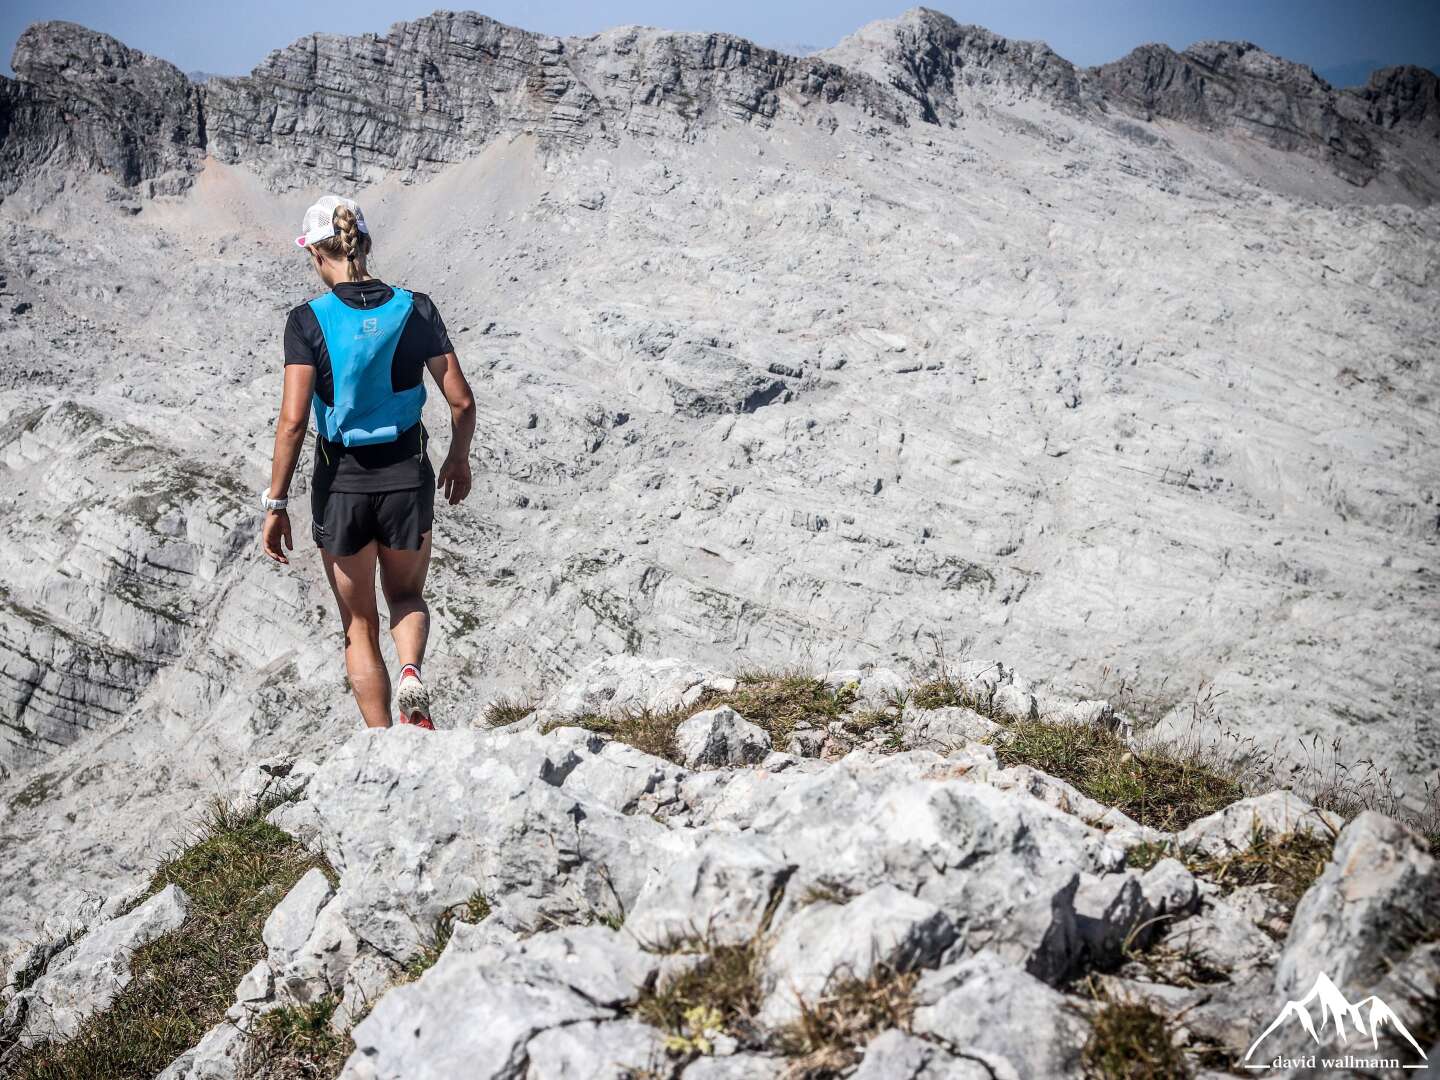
[260,490,289,512]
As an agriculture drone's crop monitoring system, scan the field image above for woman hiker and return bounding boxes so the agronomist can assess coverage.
[260,195,476,730]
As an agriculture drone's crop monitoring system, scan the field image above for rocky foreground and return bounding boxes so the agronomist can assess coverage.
[3,657,1436,1078]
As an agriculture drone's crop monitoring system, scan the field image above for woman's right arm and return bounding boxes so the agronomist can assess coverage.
[426,351,475,505]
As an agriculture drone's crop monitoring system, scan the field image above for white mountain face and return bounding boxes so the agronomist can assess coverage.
[0,8,1436,949]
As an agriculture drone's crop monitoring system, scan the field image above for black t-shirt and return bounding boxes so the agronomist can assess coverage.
[284,280,453,493]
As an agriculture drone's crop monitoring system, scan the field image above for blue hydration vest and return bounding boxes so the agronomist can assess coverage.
[308,288,425,447]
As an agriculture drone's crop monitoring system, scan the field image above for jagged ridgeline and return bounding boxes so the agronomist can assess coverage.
[1,9,1437,195]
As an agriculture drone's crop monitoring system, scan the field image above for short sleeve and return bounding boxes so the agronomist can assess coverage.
[410,292,454,357]
[284,305,319,366]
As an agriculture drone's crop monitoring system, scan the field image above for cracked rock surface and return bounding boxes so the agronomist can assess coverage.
[0,6,1436,983]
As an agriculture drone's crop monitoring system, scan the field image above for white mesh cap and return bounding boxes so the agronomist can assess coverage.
[295,194,369,248]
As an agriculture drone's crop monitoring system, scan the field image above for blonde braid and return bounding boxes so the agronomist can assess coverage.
[312,203,372,281]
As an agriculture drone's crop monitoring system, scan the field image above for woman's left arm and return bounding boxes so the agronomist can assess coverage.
[261,364,315,564]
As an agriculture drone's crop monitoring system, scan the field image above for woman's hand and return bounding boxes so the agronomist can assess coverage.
[262,510,293,564]
[436,454,472,504]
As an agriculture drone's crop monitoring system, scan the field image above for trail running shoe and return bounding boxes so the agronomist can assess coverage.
[396,664,435,730]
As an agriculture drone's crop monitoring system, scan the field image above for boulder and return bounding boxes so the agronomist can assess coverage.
[306,728,689,958]
[853,1029,994,1079]
[1073,872,1149,965]
[627,835,794,949]
[759,884,956,1025]
[680,1056,784,1079]
[15,883,188,1043]
[900,704,1001,751]
[1176,791,1340,856]
[748,755,1115,982]
[155,1019,250,1080]
[560,740,690,814]
[262,868,334,975]
[911,953,1088,1079]
[523,1018,667,1079]
[1275,811,1440,997]
[1161,899,1278,977]
[674,706,772,768]
[537,656,732,718]
[342,927,654,1080]
[1139,857,1199,920]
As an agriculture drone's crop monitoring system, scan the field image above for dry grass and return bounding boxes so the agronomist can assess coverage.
[245,996,353,1080]
[1185,827,1334,920]
[633,938,766,1052]
[772,967,920,1079]
[4,798,330,1080]
[551,669,859,762]
[907,676,993,715]
[992,719,1244,832]
[1081,986,1190,1079]
[482,694,538,728]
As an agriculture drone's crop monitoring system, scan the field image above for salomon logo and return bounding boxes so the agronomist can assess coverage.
[361,318,379,335]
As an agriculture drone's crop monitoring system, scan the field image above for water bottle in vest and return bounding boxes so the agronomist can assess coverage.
[308,288,425,447]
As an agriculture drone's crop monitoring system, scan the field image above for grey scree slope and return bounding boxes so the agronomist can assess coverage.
[0,8,1436,949]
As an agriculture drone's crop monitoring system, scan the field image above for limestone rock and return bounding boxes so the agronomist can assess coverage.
[15,883,188,1043]
[853,1029,993,1080]
[911,953,1089,1079]
[1162,899,1279,977]
[627,834,793,949]
[675,706,772,768]
[759,884,956,1025]
[1275,811,1440,997]
[1139,858,1199,919]
[524,1019,668,1079]
[1073,872,1149,965]
[155,1019,250,1080]
[342,927,653,1080]
[1176,791,1340,856]
[901,704,1001,752]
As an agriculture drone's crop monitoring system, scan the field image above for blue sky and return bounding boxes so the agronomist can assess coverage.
[3,1,1436,86]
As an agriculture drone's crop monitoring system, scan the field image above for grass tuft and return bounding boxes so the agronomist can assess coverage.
[405,890,492,980]
[1081,989,1190,1079]
[4,799,330,1080]
[482,695,537,728]
[1185,827,1333,923]
[772,966,919,1079]
[550,669,859,762]
[908,676,992,715]
[633,939,766,1052]
[245,996,352,1080]
[992,719,1243,832]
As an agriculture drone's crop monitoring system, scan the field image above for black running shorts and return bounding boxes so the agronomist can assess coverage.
[311,476,434,557]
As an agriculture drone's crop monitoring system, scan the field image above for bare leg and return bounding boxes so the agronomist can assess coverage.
[378,531,432,670]
[322,542,391,729]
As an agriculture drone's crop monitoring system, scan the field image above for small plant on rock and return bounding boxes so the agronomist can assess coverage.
[482,694,538,728]
[1081,988,1190,1079]
[1185,826,1334,922]
[245,996,353,1080]
[633,938,766,1055]
[773,966,920,1079]
[406,890,492,980]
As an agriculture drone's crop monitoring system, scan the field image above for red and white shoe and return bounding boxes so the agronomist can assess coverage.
[396,664,435,730]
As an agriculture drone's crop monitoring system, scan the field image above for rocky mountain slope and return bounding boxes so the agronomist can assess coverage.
[0,4,1437,966]
[4,658,1438,1077]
